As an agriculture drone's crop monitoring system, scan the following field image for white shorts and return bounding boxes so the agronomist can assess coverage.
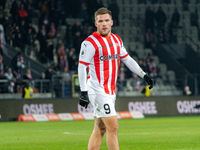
[88,94,117,118]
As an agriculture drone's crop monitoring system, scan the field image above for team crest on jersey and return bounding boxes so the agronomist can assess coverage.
[115,43,121,47]
[81,50,85,55]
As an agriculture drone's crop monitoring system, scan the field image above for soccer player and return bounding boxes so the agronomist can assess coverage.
[78,7,153,150]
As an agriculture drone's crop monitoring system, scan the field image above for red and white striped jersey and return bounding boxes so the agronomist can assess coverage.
[79,32,129,95]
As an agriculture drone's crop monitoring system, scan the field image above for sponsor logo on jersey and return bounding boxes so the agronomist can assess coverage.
[100,54,120,61]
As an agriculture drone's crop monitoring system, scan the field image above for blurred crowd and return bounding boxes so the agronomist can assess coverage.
[0,0,120,95]
[0,0,198,95]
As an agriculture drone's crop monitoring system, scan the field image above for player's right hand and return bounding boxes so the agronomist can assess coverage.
[79,91,89,109]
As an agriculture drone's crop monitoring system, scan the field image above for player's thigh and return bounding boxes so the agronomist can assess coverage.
[101,115,118,132]
[94,117,106,131]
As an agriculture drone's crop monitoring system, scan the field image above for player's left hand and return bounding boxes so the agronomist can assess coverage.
[143,74,154,89]
[79,91,89,109]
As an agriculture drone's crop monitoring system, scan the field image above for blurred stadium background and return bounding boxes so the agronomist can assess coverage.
[0,0,199,121]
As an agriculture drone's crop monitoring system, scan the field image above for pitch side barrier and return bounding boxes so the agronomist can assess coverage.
[0,96,200,122]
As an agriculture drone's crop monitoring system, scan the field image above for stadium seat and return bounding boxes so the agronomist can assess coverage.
[152,56,159,64]
[158,63,167,77]
[143,48,153,58]
[166,70,176,84]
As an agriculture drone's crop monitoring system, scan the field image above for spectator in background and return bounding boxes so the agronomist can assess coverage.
[40,1,49,16]
[39,13,50,31]
[23,69,33,80]
[145,28,154,49]
[168,21,178,43]
[17,4,28,23]
[12,25,23,48]
[138,59,149,74]
[145,53,152,67]
[4,21,12,45]
[25,27,35,56]
[0,63,4,77]
[17,52,25,78]
[10,0,19,24]
[183,85,192,96]
[82,23,93,39]
[157,28,167,43]
[48,22,56,38]
[26,27,35,46]
[4,68,15,81]
[0,53,4,77]
[170,8,180,27]
[37,72,49,93]
[73,30,83,55]
[23,68,35,88]
[26,3,33,23]
[8,80,15,93]
[46,38,54,63]
[145,6,155,32]
[0,69,8,93]
[61,67,71,97]
[155,6,166,30]
[108,0,119,26]
[13,70,23,93]
[57,44,65,58]
[0,24,6,54]
[59,53,69,73]
[118,63,126,91]
[37,24,47,62]
[148,59,157,79]
[141,84,151,97]
[68,47,78,75]
[22,82,33,98]
[45,67,54,81]
[20,0,29,11]
[27,22,36,35]
[131,73,143,91]
[57,44,68,72]
[71,20,83,38]
[12,52,25,79]
[19,20,27,42]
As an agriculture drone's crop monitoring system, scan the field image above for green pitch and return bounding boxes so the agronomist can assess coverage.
[0,116,200,150]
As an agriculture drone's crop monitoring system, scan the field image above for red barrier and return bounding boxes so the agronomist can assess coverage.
[17,111,144,122]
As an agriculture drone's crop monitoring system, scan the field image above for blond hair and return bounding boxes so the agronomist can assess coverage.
[94,7,112,21]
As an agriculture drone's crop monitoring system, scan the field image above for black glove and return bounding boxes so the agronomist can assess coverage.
[143,75,154,89]
[79,91,89,109]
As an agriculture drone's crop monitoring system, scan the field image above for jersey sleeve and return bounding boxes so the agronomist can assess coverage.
[120,42,129,59]
[79,40,96,65]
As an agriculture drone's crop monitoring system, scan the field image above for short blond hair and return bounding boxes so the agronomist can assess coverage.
[94,7,112,21]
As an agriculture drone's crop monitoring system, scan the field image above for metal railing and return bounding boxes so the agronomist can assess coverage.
[1,73,200,98]
[0,79,51,94]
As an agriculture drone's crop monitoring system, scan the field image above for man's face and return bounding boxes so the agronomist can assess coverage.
[95,14,113,37]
